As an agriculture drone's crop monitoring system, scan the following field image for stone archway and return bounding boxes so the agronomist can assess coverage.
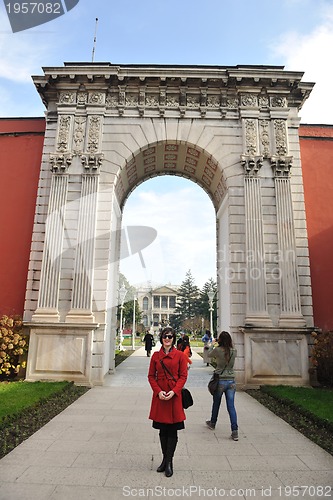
[24,63,314,386]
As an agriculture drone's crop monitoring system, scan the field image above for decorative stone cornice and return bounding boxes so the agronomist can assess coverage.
[33,63,314,119]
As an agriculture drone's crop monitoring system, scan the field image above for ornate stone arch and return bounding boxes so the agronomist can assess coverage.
[24,63,314,386]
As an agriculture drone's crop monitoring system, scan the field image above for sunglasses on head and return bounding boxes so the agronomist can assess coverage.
[162,334,173,339]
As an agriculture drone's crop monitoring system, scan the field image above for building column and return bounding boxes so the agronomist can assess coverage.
[242,155,272,326]
[66,154,103,323]
[32,154,71,322]
[271,156,305,327]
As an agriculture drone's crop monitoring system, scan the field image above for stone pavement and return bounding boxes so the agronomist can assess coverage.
[0,346,332,500]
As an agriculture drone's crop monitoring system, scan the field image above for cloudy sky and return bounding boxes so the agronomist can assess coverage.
[1,0,332,288]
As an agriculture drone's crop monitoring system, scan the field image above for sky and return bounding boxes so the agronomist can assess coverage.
[1,0,332,288]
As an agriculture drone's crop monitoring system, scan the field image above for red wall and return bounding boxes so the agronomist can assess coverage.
[0,118,45,317]
[299,125,333,331]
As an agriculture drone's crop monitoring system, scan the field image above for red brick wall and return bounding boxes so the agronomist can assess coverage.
[0,118,45,317]
[299,125,333,331]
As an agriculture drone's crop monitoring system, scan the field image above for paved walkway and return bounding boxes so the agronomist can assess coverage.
[0,347,332,500]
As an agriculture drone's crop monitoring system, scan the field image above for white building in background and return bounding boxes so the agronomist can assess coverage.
[136,285,179,332]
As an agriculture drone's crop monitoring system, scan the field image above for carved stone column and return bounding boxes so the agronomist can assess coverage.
[242,155,272,326]
[271,156,305,327]
[271,118,305,327]
[66,154,103,323]
[32,154,71,322]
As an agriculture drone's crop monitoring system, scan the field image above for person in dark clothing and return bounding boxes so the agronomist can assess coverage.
[177,334,192,369]
[143,331,154,357]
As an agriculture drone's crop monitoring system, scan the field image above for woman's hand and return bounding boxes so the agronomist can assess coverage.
[164,390,175,400]
[158,390,174,400]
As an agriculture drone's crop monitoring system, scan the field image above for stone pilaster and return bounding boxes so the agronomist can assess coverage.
[32,154,71,322]
[271,156,306,327]
[242,155,272,326]
[66,154,103,323]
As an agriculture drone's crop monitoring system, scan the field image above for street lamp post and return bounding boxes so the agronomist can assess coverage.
[119,283,127,351]
[132,293,137,350]
[207,289,215,338]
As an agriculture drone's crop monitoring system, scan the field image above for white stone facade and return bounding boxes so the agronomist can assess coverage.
[136,285,179,332]
[24,63,314,386]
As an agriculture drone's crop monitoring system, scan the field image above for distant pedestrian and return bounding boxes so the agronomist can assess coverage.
[201,330,212,366]
[178,334,192,369]
[148,326,188,477]
[205,331,238,441]
[176,332,185,349]
[143,331,154,357]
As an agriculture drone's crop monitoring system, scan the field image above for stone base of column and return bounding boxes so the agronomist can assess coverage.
[279,314,306,328]
[245,313,273,328]
[242,326,310,387]
[31,308,60,323]
[24,322,100,385]
[66,309,96,324]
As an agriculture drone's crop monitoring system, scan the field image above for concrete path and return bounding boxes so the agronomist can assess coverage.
[0,346,332,500]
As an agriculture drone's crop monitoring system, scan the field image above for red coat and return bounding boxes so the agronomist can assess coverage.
[148,347,188,424]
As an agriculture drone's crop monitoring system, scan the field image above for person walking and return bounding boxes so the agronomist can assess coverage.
[178,334,192,369]
[148,326,188,477]
[205,331,239,441]
[201,330,212,366]
[143,330,154,357]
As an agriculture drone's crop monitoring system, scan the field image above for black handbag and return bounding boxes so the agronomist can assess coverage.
[181,387,193,409]
[160,360,193,409]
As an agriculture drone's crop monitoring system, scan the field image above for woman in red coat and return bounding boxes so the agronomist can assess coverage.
[148,326,188,477]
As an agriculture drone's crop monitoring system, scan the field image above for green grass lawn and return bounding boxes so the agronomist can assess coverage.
[261,385,333,424]
[0,381,70,421]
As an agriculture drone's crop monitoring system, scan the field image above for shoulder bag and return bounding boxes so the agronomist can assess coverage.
[207,372,220,395]
[160,360,193,409]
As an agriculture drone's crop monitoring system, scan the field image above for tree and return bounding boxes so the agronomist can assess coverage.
[198,278,217,335]
[173,270,200,332]
[117,273,142,332]
[168,313,182,332]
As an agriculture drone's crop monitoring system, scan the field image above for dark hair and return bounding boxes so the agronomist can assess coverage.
[217,331,233,362]
[159,326,176,346]
[179,334,190,351]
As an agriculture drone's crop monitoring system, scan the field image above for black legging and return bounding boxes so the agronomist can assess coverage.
[159,427,178,440]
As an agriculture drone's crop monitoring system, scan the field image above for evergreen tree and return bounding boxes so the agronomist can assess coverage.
[168,313,182,332]
[174,270,200,329]
[117,273,142,331]
[199,278,217,335]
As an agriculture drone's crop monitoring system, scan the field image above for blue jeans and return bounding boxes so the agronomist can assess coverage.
[210,379,238,431]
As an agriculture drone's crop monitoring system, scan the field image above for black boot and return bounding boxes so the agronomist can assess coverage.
[156,434,168,472]
[165,436,178,477]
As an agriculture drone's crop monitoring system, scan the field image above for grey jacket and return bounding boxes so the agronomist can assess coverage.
[207,346,237,379]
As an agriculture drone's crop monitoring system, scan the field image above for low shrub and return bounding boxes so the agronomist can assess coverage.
[0,315,28,380]
[310,330,333,387]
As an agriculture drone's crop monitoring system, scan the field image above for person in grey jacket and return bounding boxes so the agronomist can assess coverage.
[205,331,239,440]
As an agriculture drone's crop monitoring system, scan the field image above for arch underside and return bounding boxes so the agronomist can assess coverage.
[115,141,227,211]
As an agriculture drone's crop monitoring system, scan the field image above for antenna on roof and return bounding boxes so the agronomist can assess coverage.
[92,17,98,63]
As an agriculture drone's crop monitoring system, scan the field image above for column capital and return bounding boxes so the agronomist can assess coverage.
[241,154,263,177]
[49,153,72,173]
[270,155,293,178]
[81,153,103,173]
